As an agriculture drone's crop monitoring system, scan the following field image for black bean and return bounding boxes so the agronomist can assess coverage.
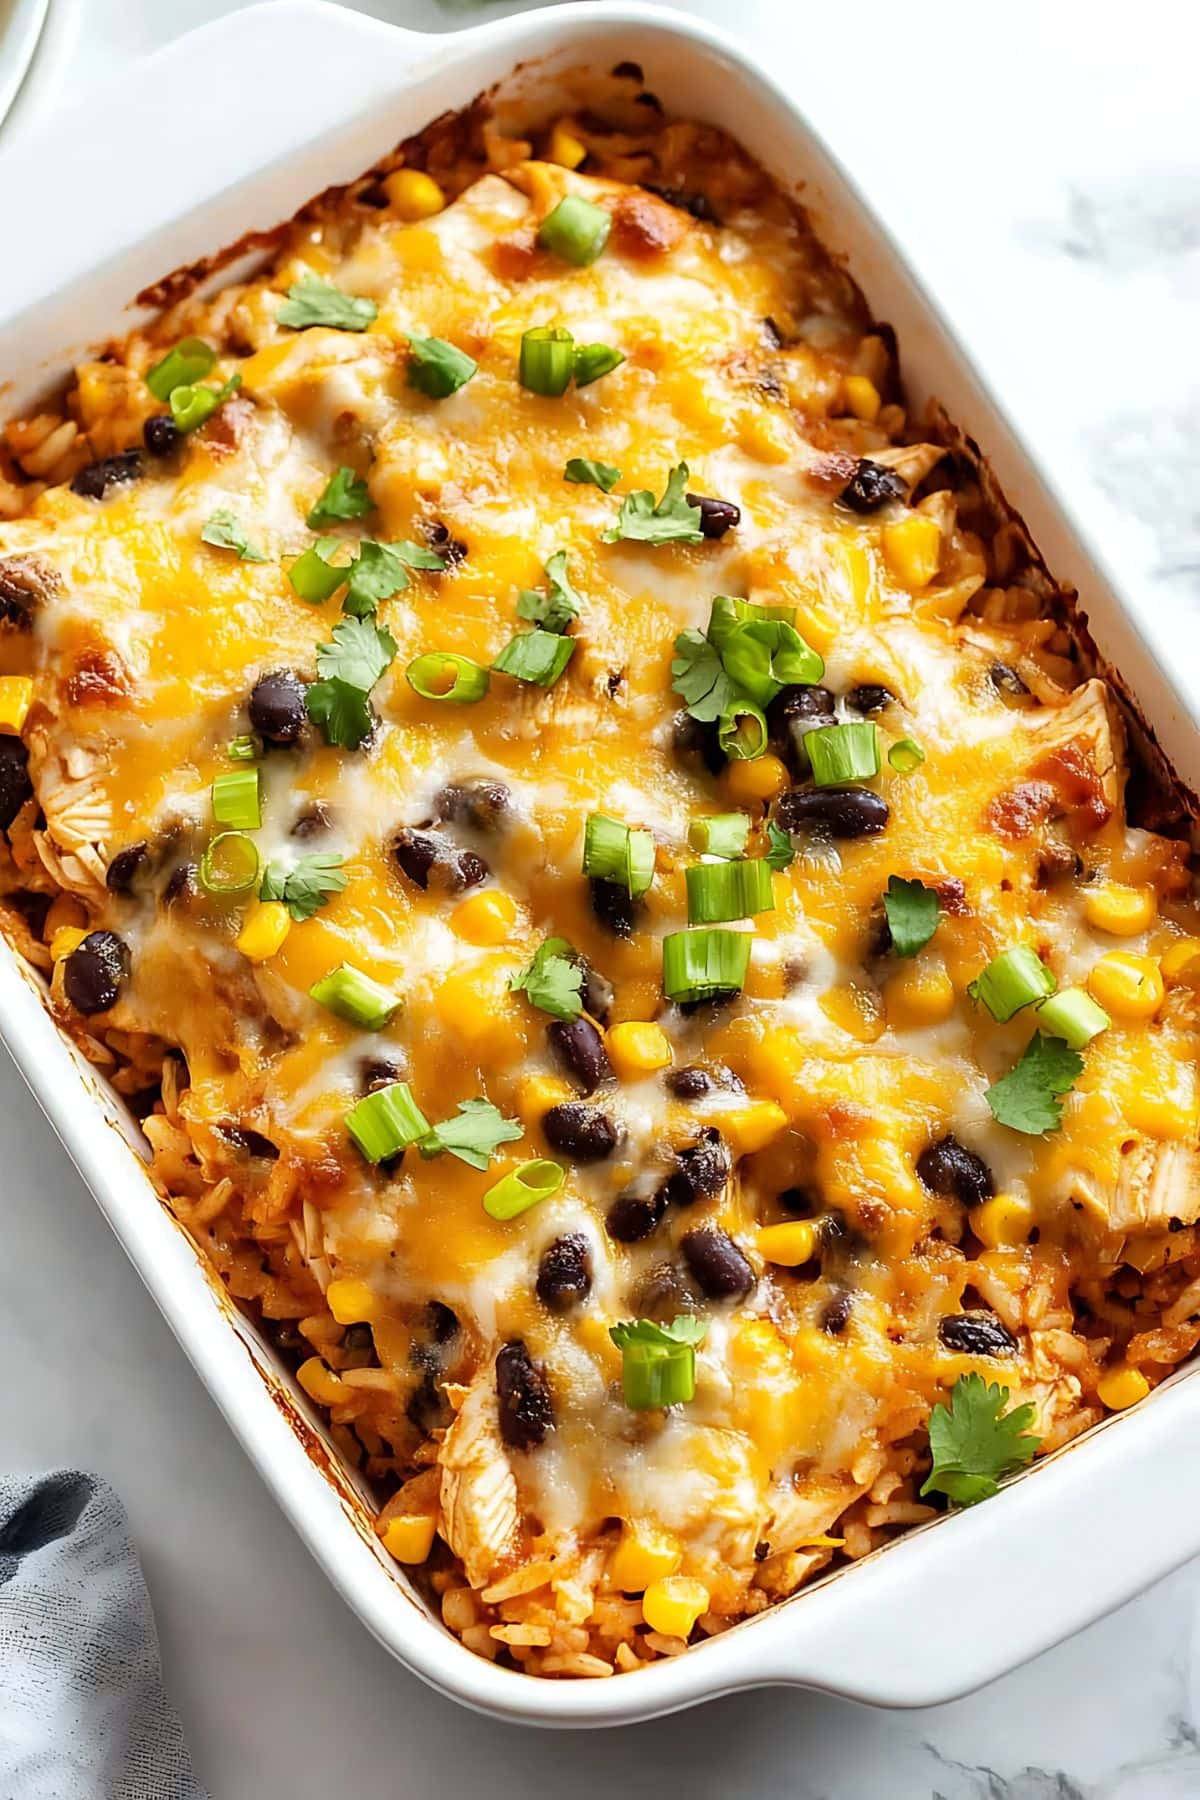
[143,414,181,457]
[360,1056,402,1094]
[292,802,332,839]
[666,1065,713,1100]
[633,1261,697,1323]
[70,451,142,500]
[548,1018,612,1095]
[543,1102,621,1163]
[770,684,836,726]
[917,1135,995,1208]
[836,459,907,514]
[778,1184,821,1217]
[425,520,467,567]
[407,1370,449,1436]
[342,1323,375,1355]
[682,1227,755,1299]
[435,779,511,833]
[644,183,720,223]
[6,890,51,937]
[590,877,635,938]
[686,493,740,539]
[990,661,1029,697]
[775,785,889,839]
[0,736,32,830]
[105,842,148,893]
[162,863,195,906]
[822,1292,853,1335]
[428,1301,460,1343]
[496,1340,553,1450]
[63,930,129,1015]
[671,710,726,777]
[249,669,307,746]
[607,1191,666,1243]
[659,1127,731,1206]
[536,1234,593,1311]
[938,1310,1018,1357]
[215,1124,279,1161]
[580,962,615,1023]
[845,683,895,715]
[0,553,58,627]
[392,828,488,893]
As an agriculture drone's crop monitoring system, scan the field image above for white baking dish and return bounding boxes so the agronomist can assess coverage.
[2,0,1199,1729]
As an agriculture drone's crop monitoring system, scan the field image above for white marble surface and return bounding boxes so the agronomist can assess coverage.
[1,1,1199,1794]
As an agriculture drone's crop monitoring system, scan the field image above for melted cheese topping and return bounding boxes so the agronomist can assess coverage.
[3,115,1200,1670]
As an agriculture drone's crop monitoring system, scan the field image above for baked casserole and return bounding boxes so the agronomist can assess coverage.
[2,78,1199,1680]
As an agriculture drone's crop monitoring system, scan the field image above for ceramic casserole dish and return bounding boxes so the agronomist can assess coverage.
[2,0,1200,1729]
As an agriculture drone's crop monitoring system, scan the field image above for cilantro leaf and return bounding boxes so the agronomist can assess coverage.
[670,628,739,722]
[985,1031,1083,1135]
[920,1373,1041,1507]
[304,680,374,751]
[419,1098,523,1170]
[883,876,940,959]
[764,821,795,872]
[259,852,348,922]
[511,937,584,1021]
[515,551,581,633]
[342,538,445,618]
[609,1315,708,1352]
[307,466,372,529]
[564,457,621,492]
[315,616,397,691]
[277,276,378,332]
[601,461,704,545]
[201,508,267,563]
[492,629,575,687]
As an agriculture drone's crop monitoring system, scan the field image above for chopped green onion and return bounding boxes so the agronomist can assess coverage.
[806,721,881,787]
[197,831,260,896]
[492,629,576,687]
[288,537,349,605]
[406,652,489,704]
[609,1316,708,1410]
[146,337,216,401]
[309,963,401,1031]
[706,595,798,654]
[573,343,624,387]
[718,695,768,761]
[686,858,774,925]
[482,1159,566,1220]
[968,946,1056,1023]
[406,334,477,398]
[345,1081,430,1162]
[211,767,261,831]
[662,928,752,1003]
[889,737,926,774]
[169,374,240,435]
[227,734,259,762]
[583,814,655,898]
[536,194,611,267]
[1035,986,1110,1049]
[519,326,576,397]
[688,813,750,859]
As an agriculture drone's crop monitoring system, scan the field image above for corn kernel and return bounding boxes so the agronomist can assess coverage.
[756,1220,816,1266]
[642,1575,709,1639]
[842,374,881,423]
[606,1020,673,1079]
[381,1512,437,1564]
[819,982,885,1043]
[384,167,445,222]
[236,900,292,964]
[737,408,793,464]
[451,889,517,947]
[721,1100,788,1156]
[548,122,587,169]
[0,676,33,734]
[326,1278,375,1326]
[1087,951,1164,1021]
[1162,939,1200,983]
[1096,1366,1150,1411]
[885,965,956,1030]
[50,926,88,963]
[970,1193,1035,1250]
[881,515,942,590]
[516,1074,572,1131]
[296,1357,349,1406]
[611,1524,681,1592]
[1125,1090,1194,1140]
[725,753,789,804]
[1083,882,1157,937]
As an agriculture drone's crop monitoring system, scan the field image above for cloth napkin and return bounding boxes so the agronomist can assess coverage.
[0,1472,205,1800]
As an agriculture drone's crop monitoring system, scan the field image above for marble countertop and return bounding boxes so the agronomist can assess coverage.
[2,2,1198,1794]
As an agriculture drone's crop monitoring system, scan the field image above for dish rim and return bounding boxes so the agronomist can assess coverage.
[3,0,1200,1727]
